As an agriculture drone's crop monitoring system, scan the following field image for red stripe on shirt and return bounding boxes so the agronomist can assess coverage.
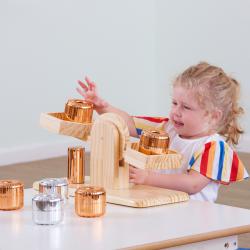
[230,152,239,182]
[200,142,211,176]
[132,116,169,123]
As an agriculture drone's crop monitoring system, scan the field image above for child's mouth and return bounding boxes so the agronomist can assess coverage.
[174,121,184,127]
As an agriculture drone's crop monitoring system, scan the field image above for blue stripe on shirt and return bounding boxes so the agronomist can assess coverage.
[189,157,195,168]
[136,128,142,136]
[217,141,225,181]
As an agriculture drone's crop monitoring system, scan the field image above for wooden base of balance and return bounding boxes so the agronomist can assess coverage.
[33,176,189,208]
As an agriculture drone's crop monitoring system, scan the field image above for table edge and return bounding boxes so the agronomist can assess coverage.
[119,225,250,250]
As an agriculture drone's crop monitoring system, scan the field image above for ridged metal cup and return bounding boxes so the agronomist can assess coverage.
[68,147,85,184]
[39,178,69,206]
[0,180,24,210]
[64,99,93,123]
[75,186,106,217]
[32,194,64,225]
[139,129,170,155]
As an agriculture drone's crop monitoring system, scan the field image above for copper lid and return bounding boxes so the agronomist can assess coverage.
[64,99,93,123]
[76,186,106,197]
[0,180,24,197]
[39,178,68,188]
[32,194,64,212]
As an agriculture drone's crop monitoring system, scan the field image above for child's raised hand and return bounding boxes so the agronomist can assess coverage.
[76,77,109,110]
[129,166,149,185]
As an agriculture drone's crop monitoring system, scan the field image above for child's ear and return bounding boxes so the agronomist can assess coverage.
[212,109,222,123]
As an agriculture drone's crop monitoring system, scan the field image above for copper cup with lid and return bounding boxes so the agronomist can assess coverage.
[64,99,93,123]
[75,186,106,217]
[139,129,170,155]
[0,180,24,210]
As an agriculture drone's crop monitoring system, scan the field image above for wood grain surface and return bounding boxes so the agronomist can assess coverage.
[104,184,189,207]
[39,112,93,142]
[90,119,120,190]
[125,142,184,171]
[93,113,131,160]
[33,177,188,208]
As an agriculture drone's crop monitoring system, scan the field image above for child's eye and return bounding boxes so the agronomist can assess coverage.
[172,101,177,105]
[184,105,190,110]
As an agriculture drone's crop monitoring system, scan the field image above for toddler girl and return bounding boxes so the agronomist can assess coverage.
[76,62,249,203]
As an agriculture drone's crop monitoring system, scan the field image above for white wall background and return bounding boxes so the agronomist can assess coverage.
[1,0,250,166]
[154,0,250,133]
[0,0,155,165]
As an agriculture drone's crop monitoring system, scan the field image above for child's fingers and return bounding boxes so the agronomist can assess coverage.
[85,76,93,92]
[76,87,86,98]
[78,80,88,92]
[88,82,92,92]
[129,178,135,183]
[89,81,98,93]
[129,166,138,173]
[129,165,139,169]
[129,172,136,179]
[85,76,91,84]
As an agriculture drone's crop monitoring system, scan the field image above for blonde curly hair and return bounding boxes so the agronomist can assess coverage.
[173,62,244,147]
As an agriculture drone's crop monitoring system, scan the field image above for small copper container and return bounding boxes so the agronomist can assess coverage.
[75,186,106,217]
[139,129,170,155]
[68,146,85,184]
[64,99,93,123]
[0,180,24,210]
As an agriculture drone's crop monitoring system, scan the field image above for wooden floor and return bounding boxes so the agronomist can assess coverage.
[0,152,249,248]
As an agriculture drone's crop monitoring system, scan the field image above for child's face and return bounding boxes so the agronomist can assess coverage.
[169,87,211,139]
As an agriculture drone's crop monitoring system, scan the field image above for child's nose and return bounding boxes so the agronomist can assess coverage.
[174,107,181,117]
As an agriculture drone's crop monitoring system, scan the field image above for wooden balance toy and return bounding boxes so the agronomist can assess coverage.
[39,112,189,207]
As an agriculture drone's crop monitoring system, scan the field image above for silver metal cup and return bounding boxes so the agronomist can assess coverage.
[39,178,69,206]
[32,194,64,225]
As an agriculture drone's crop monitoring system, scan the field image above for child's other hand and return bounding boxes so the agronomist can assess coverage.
[76,77,109,110]
[129,166,149,185]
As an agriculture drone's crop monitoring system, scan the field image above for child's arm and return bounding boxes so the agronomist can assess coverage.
[129,140,249,194]
[76,77,139,138]
[129,167,211,195]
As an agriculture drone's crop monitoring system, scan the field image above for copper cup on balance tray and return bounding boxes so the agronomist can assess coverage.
[139,129,170,155]
[64,99,93,123]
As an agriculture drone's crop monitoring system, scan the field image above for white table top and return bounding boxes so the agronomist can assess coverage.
[0,188,250,250]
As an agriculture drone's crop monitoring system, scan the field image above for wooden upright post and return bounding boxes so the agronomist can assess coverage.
[90,113,130,190]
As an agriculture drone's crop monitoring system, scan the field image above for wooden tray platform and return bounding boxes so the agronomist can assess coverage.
[33,176,189,208]
[39,112,93,143]
[124,142,184,171]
